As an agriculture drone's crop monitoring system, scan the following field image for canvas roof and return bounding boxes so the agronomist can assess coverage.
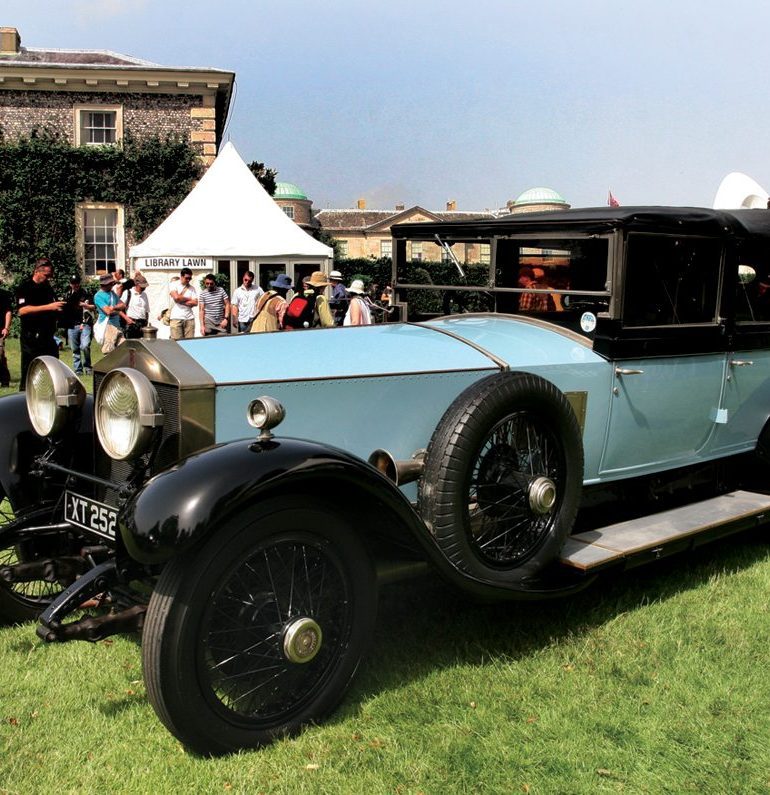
[130,142,332,260]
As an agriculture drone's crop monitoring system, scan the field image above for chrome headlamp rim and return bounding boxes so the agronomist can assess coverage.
[25,356,86,438]
[95,367,164,461]
[247,396,286,440]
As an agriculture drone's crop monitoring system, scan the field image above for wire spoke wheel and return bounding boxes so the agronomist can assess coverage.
[420,372,583,585]
[142,501,377,756]
[0,494,69,623]
[468,411,564,566]
[202,537,353,723]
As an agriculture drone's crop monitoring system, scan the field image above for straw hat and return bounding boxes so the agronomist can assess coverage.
[306,271,331,288]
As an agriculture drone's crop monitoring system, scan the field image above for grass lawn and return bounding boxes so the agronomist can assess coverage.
[0,336,103,398]
[0,535,768,792]
[0,337,769,791]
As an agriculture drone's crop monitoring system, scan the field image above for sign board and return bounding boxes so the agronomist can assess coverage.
[133,257,214,270]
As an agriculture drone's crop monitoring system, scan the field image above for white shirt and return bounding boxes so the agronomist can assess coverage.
[169,283,197,321]
[126,288,150,321]
[232,284,263,323]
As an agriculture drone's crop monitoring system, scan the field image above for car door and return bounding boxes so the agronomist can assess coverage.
[599,233,726,478]
[710,241,770,455]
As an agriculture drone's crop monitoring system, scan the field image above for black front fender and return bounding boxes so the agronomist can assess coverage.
[0,393,94,511]
[121,437,595,601]
[120,437,427,564]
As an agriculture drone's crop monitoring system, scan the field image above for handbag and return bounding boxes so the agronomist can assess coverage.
[101,322,123,354]
[93,315,108,344]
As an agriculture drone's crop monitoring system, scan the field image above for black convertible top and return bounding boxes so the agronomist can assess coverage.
[391,206,770,240]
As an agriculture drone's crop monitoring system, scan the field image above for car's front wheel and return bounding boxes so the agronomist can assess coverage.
[142,500,378,756]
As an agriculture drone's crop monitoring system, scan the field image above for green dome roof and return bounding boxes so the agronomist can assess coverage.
[274,182,308,200]
[513,187,568,206]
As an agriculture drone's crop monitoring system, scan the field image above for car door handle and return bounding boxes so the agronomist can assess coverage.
[729,360,754,367]
[615,368,644,376]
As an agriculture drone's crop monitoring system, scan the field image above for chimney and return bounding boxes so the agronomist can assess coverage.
[0,27,20,55]
[357,198,366,210]
[395,203,405,211]
[446,200,457,211]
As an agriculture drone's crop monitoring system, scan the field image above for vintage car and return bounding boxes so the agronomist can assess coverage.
[2,206,770,756]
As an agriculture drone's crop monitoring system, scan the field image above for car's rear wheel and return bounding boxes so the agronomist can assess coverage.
[419,372,583,585]
[142,500,378,756]
[0,492,70,624]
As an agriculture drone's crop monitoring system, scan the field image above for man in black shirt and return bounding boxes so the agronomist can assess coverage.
[16,258,66,390]
[62,274,95,375]
[0,284,11,387]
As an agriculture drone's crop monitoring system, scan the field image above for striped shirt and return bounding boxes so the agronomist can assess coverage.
[199,285,228,324]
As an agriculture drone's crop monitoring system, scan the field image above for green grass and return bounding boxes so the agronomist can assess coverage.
[0,337,104,397]
[1,336,769,790]
[0,535,769,793]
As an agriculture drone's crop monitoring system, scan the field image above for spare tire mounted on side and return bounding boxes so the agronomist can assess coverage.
[418,371,583,586]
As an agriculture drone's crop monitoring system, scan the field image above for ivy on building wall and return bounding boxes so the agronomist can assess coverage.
[0,127,202,295]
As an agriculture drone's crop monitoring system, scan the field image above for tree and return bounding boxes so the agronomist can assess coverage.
[247,161,278,196]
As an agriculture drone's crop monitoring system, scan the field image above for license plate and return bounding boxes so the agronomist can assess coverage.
[64,491,118,541]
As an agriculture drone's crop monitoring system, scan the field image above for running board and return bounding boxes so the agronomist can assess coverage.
[560,490,770,572]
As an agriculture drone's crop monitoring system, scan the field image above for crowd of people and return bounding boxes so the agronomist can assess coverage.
[0,259,393,390]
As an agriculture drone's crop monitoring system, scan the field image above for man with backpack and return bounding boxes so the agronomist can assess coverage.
[283,271,334,330]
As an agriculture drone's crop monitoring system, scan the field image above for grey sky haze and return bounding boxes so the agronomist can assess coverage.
[4,0,770,212]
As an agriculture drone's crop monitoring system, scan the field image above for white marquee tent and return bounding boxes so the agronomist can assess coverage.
[713,172,769,210]
[129,141,332,335]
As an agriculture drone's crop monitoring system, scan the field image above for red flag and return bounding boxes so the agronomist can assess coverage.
[608,190,620,207]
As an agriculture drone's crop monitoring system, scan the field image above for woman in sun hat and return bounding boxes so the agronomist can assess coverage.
[251,274,293,333]
[343,279,372,326]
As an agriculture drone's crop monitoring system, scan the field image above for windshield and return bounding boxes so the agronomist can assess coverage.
[395,235,610,335]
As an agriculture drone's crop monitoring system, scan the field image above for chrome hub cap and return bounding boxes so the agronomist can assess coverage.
[528,476,556,514]
[282,617,323,664]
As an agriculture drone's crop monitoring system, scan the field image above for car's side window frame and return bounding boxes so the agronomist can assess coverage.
[594,232,728,360]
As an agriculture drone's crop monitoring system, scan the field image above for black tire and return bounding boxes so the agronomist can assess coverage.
[419,372,583,585]
[0,494,67,625]
[142,499,378,756]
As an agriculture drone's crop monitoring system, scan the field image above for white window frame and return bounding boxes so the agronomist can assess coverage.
[338,240,349,258]
[282,205,295,220]
[380,239,393,259]
[411,241,423,261]
[74,104,123,146]
[76,202,125,276]
[480,243,491,265]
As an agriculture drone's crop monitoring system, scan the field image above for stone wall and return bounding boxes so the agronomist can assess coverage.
[0,89,208,149]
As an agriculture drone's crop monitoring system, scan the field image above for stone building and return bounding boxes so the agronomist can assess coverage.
[0,26,234,276]
[506,186,570,214]
[314,199,496,264]
[273,182,316,232]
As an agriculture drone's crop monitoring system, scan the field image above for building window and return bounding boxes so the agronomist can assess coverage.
[480,243,491,265]
[380,239,392,259]
[74,105,123,146]
[411,242,423,261]
[77,204,125,276]
[338,240,349,258]
[282,205,295,220]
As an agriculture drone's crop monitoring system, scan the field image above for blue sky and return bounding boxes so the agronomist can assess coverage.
[5,0,770,212]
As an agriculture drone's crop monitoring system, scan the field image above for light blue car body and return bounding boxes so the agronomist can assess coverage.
[178,314,770,489]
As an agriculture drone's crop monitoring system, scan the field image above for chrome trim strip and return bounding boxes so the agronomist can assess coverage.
[409,321,509,369]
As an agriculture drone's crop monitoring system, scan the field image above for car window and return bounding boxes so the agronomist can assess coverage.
[623,234,722,326]
[732,243,770,323]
